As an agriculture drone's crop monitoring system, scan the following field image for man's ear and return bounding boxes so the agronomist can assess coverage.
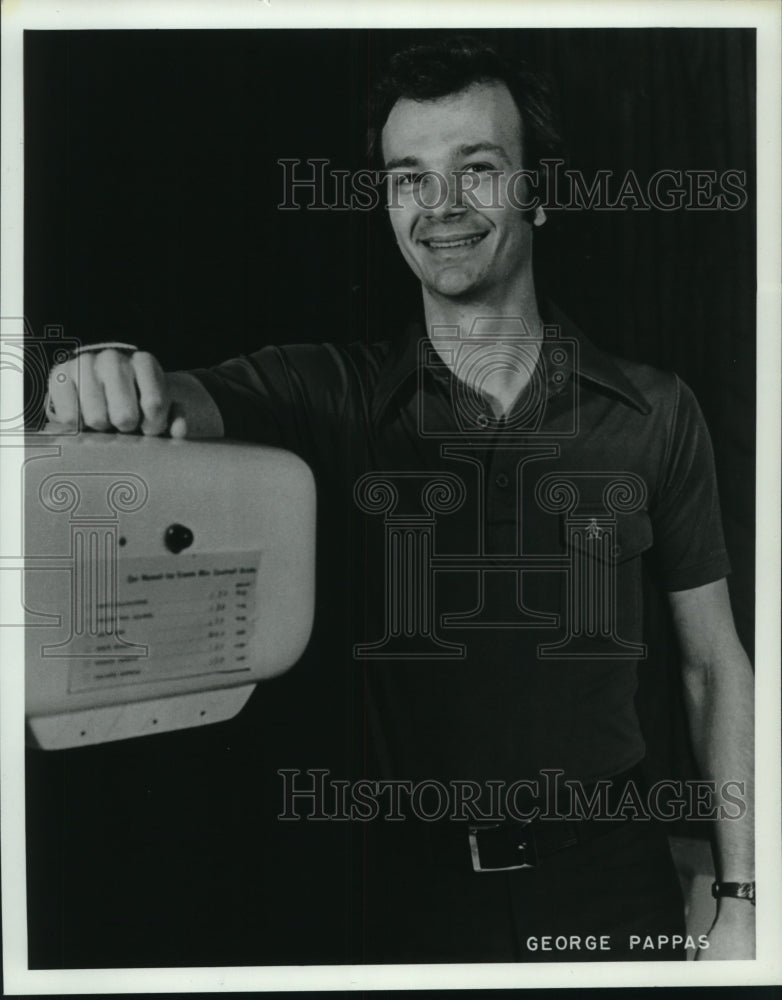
[533,205,547,227]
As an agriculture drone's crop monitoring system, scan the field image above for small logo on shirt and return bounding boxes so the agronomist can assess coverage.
[586,518,602,540]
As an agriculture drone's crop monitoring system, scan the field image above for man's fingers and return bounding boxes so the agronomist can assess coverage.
[72,353,111,431]
[132,351,171,435]
[48,348,174,436]
[94,350,140,433]
[47,364,81,428]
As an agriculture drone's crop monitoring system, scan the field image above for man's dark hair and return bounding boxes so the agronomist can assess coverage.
[367,35,564,173]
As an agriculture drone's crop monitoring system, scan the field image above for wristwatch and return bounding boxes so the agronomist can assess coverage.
[711,881,755,906]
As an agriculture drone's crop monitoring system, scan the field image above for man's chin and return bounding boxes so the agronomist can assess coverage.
[426,267,484,300]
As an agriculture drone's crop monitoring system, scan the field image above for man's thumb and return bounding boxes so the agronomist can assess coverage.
[169,402,188,439]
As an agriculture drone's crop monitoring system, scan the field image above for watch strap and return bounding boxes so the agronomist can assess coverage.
[711,881,755,906]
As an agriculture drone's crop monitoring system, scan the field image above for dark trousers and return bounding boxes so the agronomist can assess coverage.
[360,818,686,963]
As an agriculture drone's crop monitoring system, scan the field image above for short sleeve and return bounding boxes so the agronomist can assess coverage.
[188,348,288,446]
[187,343,356,464]
[649,375,731,592]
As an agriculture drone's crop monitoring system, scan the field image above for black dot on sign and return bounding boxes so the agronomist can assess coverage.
[118,536,127,547]
[164,523,194,553]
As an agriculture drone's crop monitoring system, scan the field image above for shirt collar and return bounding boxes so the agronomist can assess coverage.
[372,301,652,424]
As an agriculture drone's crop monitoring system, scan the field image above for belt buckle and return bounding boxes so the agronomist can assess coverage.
[468,821,538,873]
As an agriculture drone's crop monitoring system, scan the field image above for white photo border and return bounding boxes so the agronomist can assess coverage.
[2,0,780,992]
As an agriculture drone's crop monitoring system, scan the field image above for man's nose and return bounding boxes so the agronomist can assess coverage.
[421,170,468,218]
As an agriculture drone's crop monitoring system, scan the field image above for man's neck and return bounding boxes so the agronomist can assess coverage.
[421,284,544,417]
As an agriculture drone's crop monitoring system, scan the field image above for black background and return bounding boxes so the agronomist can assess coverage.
[23,28,755,968]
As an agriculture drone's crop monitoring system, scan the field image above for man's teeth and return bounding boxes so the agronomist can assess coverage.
[425,234,486,249]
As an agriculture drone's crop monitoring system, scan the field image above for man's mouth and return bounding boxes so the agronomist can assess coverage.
[420,232,488,250]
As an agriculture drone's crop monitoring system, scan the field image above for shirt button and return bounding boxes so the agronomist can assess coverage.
[476,413,490,428]
[495,473,509,488]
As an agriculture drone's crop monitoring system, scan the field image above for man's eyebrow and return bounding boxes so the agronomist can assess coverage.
[457,142,511,161]
[383,155,420,172]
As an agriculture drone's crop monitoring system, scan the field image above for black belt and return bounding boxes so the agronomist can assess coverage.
[425,762,648,873]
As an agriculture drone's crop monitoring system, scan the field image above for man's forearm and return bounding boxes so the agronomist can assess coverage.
[681,641,755,884]
[668,576,755,958]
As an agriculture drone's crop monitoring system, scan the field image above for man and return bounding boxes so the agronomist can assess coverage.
[46,37,754,962]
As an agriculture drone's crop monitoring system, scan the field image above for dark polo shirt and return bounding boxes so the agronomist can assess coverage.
[190,303,730,787]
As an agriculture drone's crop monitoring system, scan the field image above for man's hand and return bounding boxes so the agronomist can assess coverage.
[46,349,224,438]
[47,349,177,435]
[696,899,756,960]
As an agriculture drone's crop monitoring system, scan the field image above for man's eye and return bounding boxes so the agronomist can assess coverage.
[394,172,420,187]
[463,162,495,174]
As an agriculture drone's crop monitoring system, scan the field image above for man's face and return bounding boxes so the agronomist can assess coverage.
[380,80,542,302]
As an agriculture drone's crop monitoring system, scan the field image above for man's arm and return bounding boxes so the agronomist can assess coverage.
[668,577,755,960]
[46,349,224,438]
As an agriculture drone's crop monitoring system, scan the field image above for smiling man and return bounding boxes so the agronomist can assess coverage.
[379,63,551,421]
[46,36,755,964]
[383,81,540,302]
[381,78,547,418]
